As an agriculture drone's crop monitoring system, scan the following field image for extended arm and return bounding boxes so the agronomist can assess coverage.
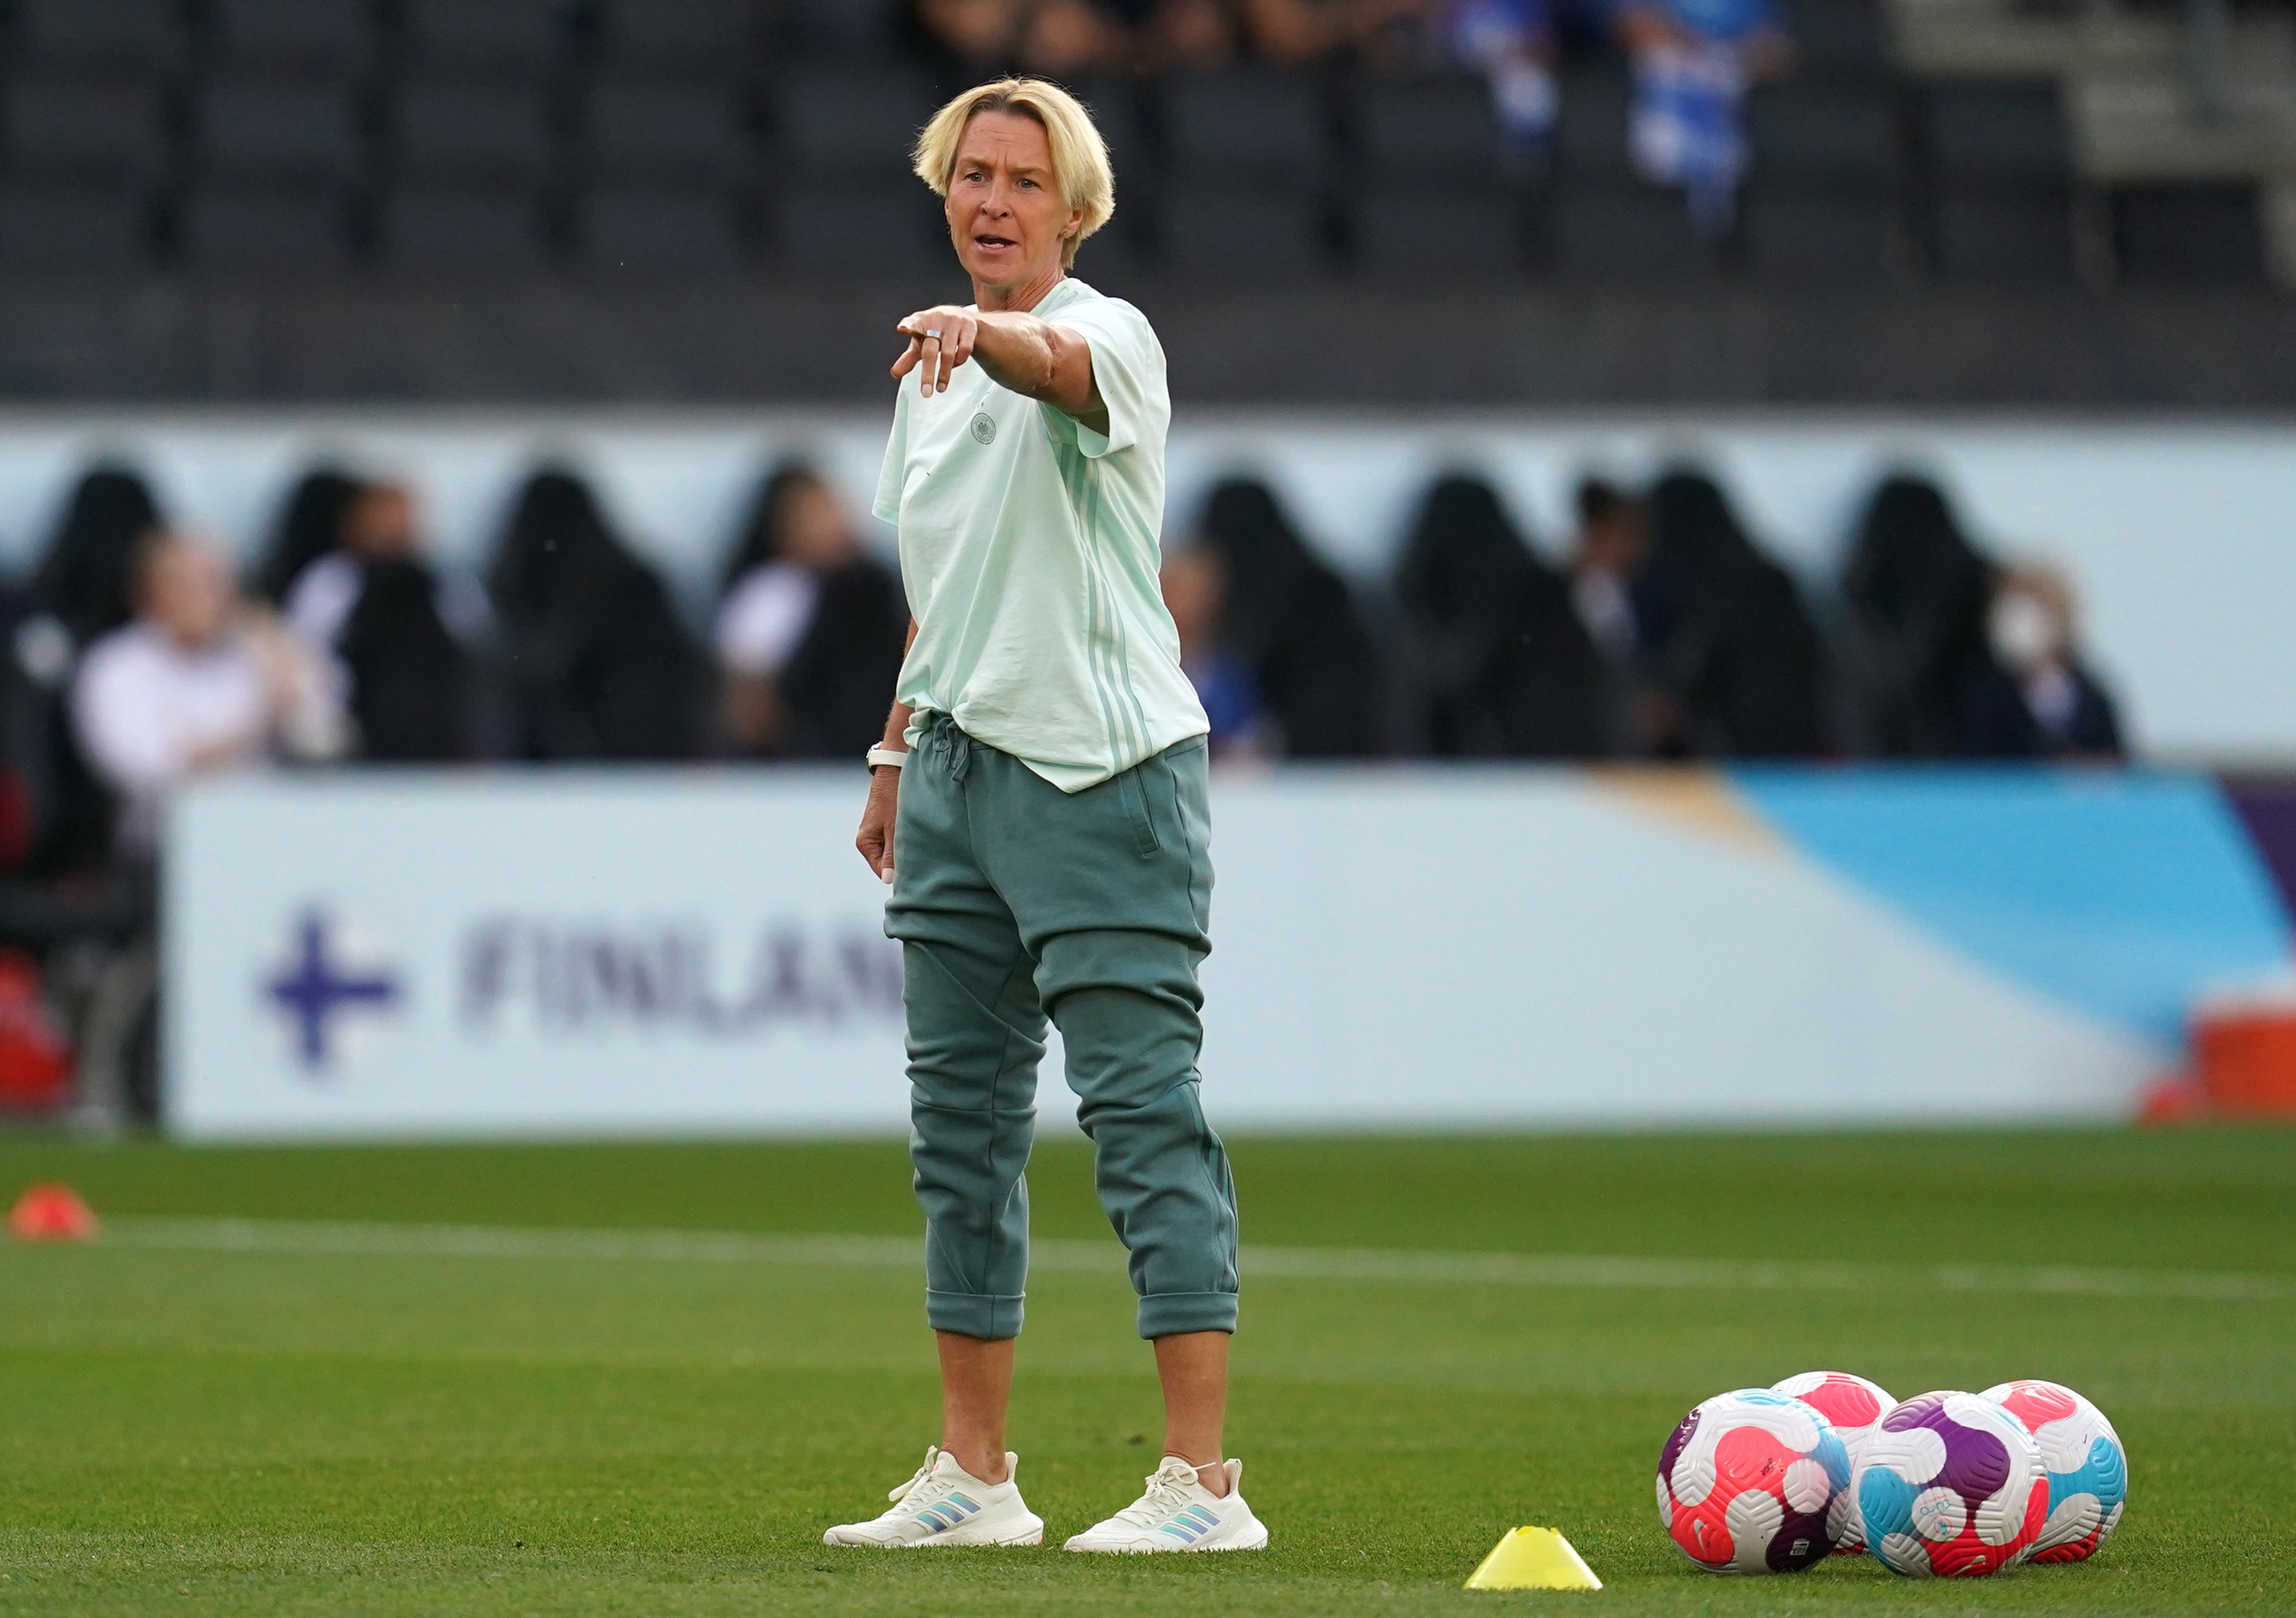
[892,307,1109,437]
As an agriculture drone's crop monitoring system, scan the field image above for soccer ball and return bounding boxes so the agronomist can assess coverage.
[1656,1388,1850,1573]
[1771,1371,1897,1554]
[1983,1379,2126,1564]
[1855,1390,2048,1577]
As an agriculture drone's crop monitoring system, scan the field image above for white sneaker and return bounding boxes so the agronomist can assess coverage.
[1063,1456,1270,1554]
[822,1446,1045,1548]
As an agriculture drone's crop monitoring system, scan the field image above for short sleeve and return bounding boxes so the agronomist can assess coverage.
[1047,297,1167,460]
[872,393,908,525]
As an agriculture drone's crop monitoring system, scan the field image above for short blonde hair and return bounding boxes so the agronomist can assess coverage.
[912,77,1114,269]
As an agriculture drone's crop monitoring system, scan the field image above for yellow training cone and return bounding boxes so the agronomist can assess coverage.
[1464,1526,1603,1592]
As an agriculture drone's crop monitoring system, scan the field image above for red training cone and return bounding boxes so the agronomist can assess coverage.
[8,1183,99,1242]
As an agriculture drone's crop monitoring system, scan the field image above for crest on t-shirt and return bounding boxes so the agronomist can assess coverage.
[969,411,997,445]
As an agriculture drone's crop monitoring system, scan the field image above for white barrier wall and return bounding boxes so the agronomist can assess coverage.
[3,407,2294,759]
[165,767,2291,1142]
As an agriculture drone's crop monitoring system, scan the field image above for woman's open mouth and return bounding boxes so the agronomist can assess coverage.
[973,234,1017,253]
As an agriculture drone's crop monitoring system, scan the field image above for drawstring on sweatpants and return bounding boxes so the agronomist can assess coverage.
[917,711,973,785]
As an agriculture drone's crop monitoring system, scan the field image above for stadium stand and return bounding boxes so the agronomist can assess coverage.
[0,0,2280,396]
[2112,181,2270,287]
[1160,66,1336,274]
[1353,70,1528,275]
[206,0,378,74]
[1921,77,2079,282]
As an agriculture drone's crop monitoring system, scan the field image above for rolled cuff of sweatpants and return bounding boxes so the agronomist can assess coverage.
[926,1289,1027,1340]
[1138,1289,1239,1340]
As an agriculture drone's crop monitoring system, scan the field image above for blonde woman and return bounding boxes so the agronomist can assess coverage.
[824,78,1265,1555]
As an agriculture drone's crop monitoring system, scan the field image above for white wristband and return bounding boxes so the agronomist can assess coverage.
[866,746,909,772]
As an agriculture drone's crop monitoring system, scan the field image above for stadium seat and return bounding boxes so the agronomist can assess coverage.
[10,0,185,73]
[1555,70,1635,185]
[1552,181,1714,278]
[1776,0,1892,76]
[2112,184,2266,286]
[592,0,759,73]
[1060,74,1147,189]
[1747,83,1898,189]
[1918,83,2075,284]
[379,186,550,269]
[399,0,572,77]
[580,75,750,186]
[1356,188,1524,275]
[1924,81,2072,189]
[2,75,169,182]
[1162,70,1327,184]
[579,186,746,271]
[1359,73,1507,185]
[179,184,356,270]
[1935,188,2074,282]
[0,184,150,268]
[766,181,942,275]
[775,64,933,181]
[1158,180,1327,275]
[1741,184,1897,282]
[777,0,902,55]
[390,77,556,185]
[1072,219,1147,288]
[195,75,366,184]
[208,0,378,75]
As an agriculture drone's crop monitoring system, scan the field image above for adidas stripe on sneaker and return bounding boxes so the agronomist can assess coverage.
[822,1446,1045,1548]
[1064,1456,1270,1554]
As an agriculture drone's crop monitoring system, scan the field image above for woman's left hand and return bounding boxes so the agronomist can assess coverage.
[893,306,979,398]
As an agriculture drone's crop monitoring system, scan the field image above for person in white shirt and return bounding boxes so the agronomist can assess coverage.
[73,532,347,856]
[825,77,1263,1558]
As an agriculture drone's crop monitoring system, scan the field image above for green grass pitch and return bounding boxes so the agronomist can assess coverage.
[2,1127,2291,1615]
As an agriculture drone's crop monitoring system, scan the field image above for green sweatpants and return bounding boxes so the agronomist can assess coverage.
[885,713,1240,1341]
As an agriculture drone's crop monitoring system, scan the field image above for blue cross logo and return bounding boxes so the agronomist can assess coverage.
[267,911,400,1071]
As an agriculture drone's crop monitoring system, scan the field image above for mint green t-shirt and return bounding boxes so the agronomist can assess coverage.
[873,277,1208,793]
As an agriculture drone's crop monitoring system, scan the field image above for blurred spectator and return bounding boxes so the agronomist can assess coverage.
[715,462,908,761]
[1841,474,1994,759]
[1113,0,1344,65]
[0,579,61,875]
[1616,0,1793,232]
[1395,473,1602,757]
[1026,0,1128,71]
[1361,1,1557,162]
[1239,0,1348,61]
[72,533,347,857]
[1569,476,1673,754]
[1957,563,2123,761]
[1143,0,1236,61]
[1568,476,1651,663]
[488,469,702,762]
[1642,469,1830,757]
[905,0,1143,77]
[280,483,472,763]
[1194,478,1383,757]
[32,466,163,650]
[24,467,168,875]
[255,469,362,606]
[907,0,1026,79]
[1160,541,1268,758]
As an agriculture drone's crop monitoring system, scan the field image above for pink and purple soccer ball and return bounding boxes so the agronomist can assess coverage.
[1983,1379,2127,1564]
[1656,1389,1851,1573]
[1853,1390,2049,1577]
[1771,1371,1896,1554]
